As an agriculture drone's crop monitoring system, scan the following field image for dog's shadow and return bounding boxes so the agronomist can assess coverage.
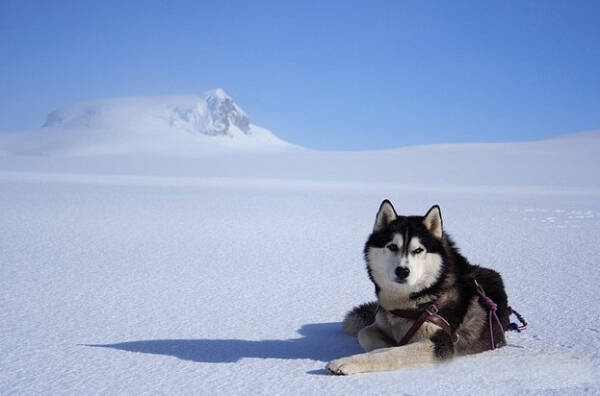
[85,322,362,364]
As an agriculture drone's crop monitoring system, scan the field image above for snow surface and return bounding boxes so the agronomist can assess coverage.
[1,124,600,394]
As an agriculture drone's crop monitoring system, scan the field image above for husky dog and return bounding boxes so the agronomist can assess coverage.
[326,200,510,375]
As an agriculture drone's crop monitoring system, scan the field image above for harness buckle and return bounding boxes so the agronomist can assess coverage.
[425,304,438,315]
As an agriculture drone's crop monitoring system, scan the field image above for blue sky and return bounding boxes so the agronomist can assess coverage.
[1,1,599,150]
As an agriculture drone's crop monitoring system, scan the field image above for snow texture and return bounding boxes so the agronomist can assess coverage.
[0,98,599,394]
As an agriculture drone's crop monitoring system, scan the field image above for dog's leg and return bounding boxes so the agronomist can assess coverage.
[326,340,437,375]
[357,324,394,352]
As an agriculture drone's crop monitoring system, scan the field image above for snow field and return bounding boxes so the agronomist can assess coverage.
[1,169,598,394]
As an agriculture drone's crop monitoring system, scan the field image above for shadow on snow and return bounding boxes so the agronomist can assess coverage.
[85,322,361,364]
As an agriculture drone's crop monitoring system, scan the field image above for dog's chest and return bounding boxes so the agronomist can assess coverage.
[376,310,441,344]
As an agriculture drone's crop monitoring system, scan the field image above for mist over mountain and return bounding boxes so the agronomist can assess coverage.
[0,89,296,155]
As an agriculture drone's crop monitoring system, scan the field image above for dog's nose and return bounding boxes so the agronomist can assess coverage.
[395,266,410,280]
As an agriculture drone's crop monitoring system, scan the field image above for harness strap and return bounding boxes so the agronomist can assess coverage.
[396,307,434,346]
[474,279,506,350]
[427,312,458,343]
[508,306,528,332]
[389,292,458,346]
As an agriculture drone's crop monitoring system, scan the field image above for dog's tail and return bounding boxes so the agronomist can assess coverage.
[343,301,378,337]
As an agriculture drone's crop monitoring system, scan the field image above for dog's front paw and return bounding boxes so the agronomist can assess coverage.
[326,358,361,375]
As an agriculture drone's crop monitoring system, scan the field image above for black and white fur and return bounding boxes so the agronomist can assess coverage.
[326,200,510,375]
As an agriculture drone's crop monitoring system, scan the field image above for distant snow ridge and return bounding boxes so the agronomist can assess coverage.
[2,88,295,155]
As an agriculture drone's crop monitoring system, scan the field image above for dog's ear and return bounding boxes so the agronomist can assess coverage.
[374,200,397,231]
[423,205,443,239]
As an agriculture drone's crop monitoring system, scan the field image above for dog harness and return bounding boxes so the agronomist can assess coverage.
[389,292,458,346]
[389,281,527,349]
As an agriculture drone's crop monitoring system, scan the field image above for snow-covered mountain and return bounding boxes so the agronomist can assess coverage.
[0,89,296,155]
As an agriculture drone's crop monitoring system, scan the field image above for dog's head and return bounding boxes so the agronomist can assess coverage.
[364,200,446,299]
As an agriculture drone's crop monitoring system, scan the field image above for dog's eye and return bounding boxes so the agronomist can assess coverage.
[412,247,424,254]
[387,244,399,252]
